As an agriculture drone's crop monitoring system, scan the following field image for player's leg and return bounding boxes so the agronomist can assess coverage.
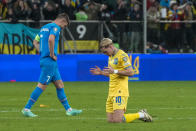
[53,69,82,116]
[123,110,153,123]
[22,83,47,117]
[110,96,126,123]
[106,96,114,122]
[22,65,53,117]
[107,113,114,123]
[106,96,132,123]
[123,112,140,123]
[108,109,142,123]
[122,96,153,123]
[113,109,124,123]
[111,96,140,123]
[24,83,47,109]
[53,80,71,111]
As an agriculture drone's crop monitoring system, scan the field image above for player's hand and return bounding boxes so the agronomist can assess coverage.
[50,55,57,61]
[90,66,102,75]
[103,65,114,74]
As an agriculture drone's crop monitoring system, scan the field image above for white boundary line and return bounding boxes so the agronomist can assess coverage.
[0,117,196,120]
[0,117,107,120]
[1,107,196,113]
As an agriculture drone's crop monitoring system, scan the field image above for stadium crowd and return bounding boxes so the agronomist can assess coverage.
[0,0,196,53]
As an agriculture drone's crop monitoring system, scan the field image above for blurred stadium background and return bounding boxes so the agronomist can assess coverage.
[1,0,196,130]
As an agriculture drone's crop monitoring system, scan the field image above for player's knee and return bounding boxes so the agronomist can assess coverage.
[113,117,123,123]
[56,83,64,89]
[107,117,122,123]
[107,118,114,123]
[59,84,64,88]
[37,83,47,90]
[107,116,113,123]
[56,81,64,89]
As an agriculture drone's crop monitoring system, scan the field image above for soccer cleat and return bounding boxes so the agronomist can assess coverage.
[66,109,82,116]
[138,109,153,122]
[21,109,38,117]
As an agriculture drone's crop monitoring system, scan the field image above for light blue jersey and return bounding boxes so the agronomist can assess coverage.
[35,23,62,85]
[23,17,82,116]
[38,23,61,60]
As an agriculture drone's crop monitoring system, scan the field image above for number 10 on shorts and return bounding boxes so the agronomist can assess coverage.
[116,96,121,104]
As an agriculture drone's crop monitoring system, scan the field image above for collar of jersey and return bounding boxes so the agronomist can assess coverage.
[112,49,119,57]
[53,22,61,29]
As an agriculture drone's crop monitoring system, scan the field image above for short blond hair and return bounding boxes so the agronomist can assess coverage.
[100,38,113,47]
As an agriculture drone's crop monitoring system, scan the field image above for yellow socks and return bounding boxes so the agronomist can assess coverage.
[123,113,140,123]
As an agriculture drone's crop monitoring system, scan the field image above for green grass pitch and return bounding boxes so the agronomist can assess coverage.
[0,81,196,131]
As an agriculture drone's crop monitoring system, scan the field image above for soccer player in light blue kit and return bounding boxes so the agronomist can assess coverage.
[22,13,82,117]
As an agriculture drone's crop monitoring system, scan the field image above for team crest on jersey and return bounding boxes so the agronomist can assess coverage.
[113,58,118,65]
[124,62,130,66]
[123,57,128,62]
[53,27,58,32]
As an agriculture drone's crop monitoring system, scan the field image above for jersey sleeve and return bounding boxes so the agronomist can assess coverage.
[50,26,60,36]
[34,34,40,42]
[120,53,132,70]
[108,57,110,67]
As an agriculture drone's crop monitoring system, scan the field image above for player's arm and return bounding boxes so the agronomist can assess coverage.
[33,34,40,52]
[103,55,134,76]
[48,34,57,61]
[103,65,134,76]
[90,66,110,77]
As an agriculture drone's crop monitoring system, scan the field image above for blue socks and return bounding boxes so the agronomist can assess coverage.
[25,87,43,109]
[24,87,70,111]
[56,88,71,111]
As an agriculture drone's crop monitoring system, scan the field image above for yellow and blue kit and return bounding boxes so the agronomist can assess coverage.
[106,49,132,113]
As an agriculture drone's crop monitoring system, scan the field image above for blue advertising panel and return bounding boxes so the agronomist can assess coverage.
[0,54,196,82]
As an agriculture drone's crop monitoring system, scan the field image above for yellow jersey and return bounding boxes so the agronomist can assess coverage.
[108,49,132,96]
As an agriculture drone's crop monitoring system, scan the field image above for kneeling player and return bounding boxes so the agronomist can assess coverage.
[90,38,152,123]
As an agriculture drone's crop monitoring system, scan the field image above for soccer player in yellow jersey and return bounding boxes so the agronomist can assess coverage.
[90,38,152,123]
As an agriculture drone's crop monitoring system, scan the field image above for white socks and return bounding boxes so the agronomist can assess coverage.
[24,108,30,112]
[67,108,72,112]
[138,112,145,118]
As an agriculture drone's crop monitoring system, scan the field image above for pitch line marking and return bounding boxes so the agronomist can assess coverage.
[1,107,196,113]
[1,117,196,120]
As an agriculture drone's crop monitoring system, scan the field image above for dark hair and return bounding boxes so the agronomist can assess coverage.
[56,13,70,25]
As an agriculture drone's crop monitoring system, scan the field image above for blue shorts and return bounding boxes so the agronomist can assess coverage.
[38,57,61,85]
